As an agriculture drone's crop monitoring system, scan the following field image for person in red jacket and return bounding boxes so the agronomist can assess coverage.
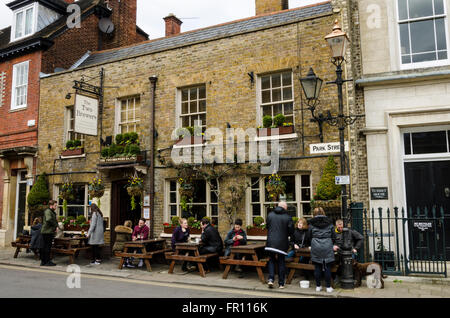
[130,218,149,267]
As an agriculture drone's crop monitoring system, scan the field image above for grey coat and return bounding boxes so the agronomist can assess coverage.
[88,212,104,245]
[308,215,336,264]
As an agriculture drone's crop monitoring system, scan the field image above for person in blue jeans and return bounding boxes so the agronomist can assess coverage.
[265,201,294,289]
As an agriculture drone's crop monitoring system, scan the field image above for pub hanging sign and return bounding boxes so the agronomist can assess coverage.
[74,94,99,136]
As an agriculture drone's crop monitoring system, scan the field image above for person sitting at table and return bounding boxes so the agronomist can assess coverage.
[224,218,247,273]
[286,217,311,259]
[131,218,150,268]
[171,218,193,272]
[199,218,223,271]
[30,217,44,256]
[113,220,134,268]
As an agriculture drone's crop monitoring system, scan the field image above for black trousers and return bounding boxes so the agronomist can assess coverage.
[91,245,102,261]
[41,234,54,264]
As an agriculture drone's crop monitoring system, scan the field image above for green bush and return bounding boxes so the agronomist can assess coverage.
[171,216,180,227]
[108,143,119,157]
[314,156,341,200]
[262,116,273,128]
[273,114,286,127]
[73,139,82,148]
[116,145,125,155]
[76,215,87,225]
[187,217,195,227]
[101,147,109,158]
[115,134,124,145]
[66,140,75,149]
[27,173,50,208]
[129,132,139,143]
[129,144,141,156]
[123,132,132,144]
[253,216,265,227]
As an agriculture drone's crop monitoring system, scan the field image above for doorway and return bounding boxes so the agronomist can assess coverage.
[14,170,28,239]
[404,160,450,260]
[110,180,142,246]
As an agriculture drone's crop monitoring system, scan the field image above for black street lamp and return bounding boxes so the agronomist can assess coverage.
[300,20,364,290]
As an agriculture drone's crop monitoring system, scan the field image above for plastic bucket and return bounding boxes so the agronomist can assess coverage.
[300,280,310,289]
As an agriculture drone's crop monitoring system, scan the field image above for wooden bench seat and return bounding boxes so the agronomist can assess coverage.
[219,256,267,267]
[115,248,171,259]
[51,246,92,264]
[166,252,218,263]
[11,238,39,259]
[286,262,338,284]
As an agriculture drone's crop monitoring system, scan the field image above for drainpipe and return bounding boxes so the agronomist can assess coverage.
[149,76,158,239]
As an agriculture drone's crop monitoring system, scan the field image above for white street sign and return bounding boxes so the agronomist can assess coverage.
[310,141,349,154]
[335,176,350,185]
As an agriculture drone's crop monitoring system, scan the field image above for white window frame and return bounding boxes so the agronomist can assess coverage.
[401,125,450,162]
[176,85,207,130]
[54,184,90,218]
[11,61,29,110]
[256,70,295,126]
[64,106,85,146]
[165,179,219,225]
[11,3,38,42]
[396,0,450,70]
[115,95,141,136]
[246,174,312,225]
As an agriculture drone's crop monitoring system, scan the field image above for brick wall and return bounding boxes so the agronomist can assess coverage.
[38,5,360,236]
[255,0,289,15]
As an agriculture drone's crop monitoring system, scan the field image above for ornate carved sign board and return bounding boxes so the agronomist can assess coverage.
[310,141,349,154]
[371,187,389,200]
[74,94,99,136]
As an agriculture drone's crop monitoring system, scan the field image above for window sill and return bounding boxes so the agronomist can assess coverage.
[159,233,201,239]
[255,133,298,142]
[60,154,86,160]
[9,107,27,113]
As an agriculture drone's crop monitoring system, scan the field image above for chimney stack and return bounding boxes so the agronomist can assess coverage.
[164,14,182,37]
[255,0,289,15]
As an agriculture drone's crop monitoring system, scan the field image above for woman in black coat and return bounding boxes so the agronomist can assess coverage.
[287,217,311,260]
[171,218,191,271]
[308,207,338,293]
[30,218,44,254]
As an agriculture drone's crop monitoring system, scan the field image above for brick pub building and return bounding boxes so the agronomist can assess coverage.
[0,0,148,247]
[36,0,365,248]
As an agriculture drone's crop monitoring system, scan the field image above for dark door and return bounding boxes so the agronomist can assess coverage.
[110,180,142,246]
[404,161,450,260]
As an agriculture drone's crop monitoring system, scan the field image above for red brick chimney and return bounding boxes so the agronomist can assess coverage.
[255,0,289,15]
[164,14,182,37]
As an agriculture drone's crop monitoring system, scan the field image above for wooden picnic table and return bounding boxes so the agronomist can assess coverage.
[11,235,39,259]
[286,248,339,284]
[115,238,170,272]
[220,243,268,283]
[51,236,91,264]
[166,242,219,277]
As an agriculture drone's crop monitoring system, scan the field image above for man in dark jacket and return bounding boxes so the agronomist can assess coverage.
[334,219,363,255]
[265,201,294,289]
[40,200,58,266]
[199,218,223,272]
[224,219,247,273]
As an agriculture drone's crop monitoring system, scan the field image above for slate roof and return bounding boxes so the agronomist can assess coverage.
[77,1,333,69]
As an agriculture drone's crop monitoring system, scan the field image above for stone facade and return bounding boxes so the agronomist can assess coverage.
[37,1,362,243]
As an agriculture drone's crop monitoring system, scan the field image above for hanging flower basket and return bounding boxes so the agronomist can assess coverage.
[265,174,286,202]
[127,185,143,197]
[126,175,144,210]
[88,177,105,199]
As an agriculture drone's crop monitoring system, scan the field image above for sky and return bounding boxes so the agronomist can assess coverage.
[0,0,324,39]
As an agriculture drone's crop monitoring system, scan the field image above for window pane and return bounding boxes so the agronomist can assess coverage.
[198,86,206,99]
[199,100,206,112]
[25,8,33,35]
[283,87,292,100]
[170,205,177,216]
[211,205,218,216]
[399,23,410,55]
[170,192,176,203]
[286,204,297,218]
[182,89,188,101]
[410,20,436,54]
[411,131,447,154]
[273,104,282,116]
[302,203,312,216]
[262,90,271,103]
[301,188,311,201]
[252,189,260,202]
[170,181,176,191]
[199,114,206,126]
[190,101,197,114]
[15,11,23,38]
[182,116,190,128]
[404,133,411,155]
[434,0,444,15]
[435,18,447,51]
[261,76,270,89]
[190,205,206,221]
[251,177,260,188]
[402,55,412,64]
[272,74,281,88]
[190,88,197,100]
[282,176,296,201]
[398,0,408,19]
[181,102,189,114]
[412,52,436,62]
[272,88,281,102]
[263,106,272,117]
[284,102,293,115]
[66,185,86,205]
[67,206,85,219]
[438,51,447,59]
[192,180,206,203]
[301,175,310,187]
[282,72,292,86]
[252,204,261,216]
[409,0,433,19]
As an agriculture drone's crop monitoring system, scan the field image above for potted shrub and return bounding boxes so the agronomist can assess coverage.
[247,216,267,236]
[257,114,294,137]
[99,133,143,163]
[62,139,83,156]
[27,173,51,221]
[265,174,286,202]
[175,126,205,146]
[311,156,342,210]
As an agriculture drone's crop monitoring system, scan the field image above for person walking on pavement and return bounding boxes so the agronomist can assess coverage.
[308,207,339,293]
[40,200,58,266]
[265,201,294,289]
[86,203,104,265]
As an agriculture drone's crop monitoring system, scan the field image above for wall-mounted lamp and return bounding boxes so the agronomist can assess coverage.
[248,72,254,84]
[48,144,52,150]
[65,93,73,100]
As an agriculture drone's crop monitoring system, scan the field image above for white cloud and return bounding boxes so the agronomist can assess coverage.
[0,0,323,39]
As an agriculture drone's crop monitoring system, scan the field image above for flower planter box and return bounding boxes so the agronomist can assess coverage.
[163,226,202,235]
[61,148,84,157]
[247,228,267,236]
[64,225,90,231]
[257,126,294,137]
[99,155,143,163]
[175,136,205,146]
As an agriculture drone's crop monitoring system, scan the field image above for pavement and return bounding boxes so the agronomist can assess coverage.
[1,247,450,298]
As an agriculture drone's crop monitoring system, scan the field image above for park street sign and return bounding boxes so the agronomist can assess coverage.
[310,141,349,154]
[335,176,350,185]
